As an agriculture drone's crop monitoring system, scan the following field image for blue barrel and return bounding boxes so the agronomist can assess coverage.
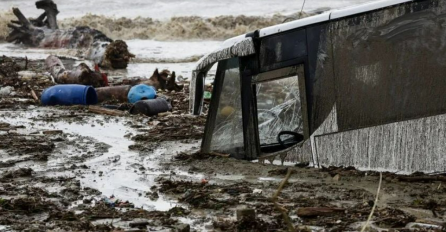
[41,84,98,106]
[127,84,156,104]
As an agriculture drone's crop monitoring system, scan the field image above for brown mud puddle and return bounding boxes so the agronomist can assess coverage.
[0,106,446,231]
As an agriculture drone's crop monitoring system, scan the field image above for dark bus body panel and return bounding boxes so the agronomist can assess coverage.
[332,0,446,132]
[259,0,446,135]
[201,0,446,173]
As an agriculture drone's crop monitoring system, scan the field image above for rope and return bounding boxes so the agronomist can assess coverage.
[299,0,307,19]
[361,172,383,232]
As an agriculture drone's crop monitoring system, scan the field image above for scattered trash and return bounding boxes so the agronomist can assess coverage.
[141,69,169,91]
[0,86,14,96]
[173,223,190,232]
[94,64,109,86]
[252,189,262,194]
[332,174,340,182]
[236,208,256,221]
[102,40,135,69]
[129,220,150,228]
[3,1,445,231]
[41,84,98,106]
[405,222,442,230]
[129,98,172,116]
[18,71,38,81]
[296,207,345,217]
[147,191,159,201]
[102,196,116,207]
[42,130,63,135]
[88,105,126,116]
[30,89,39,101]
[101,195,135,208]
[203,91,212,100]
[7,2,134,69]
[141,69,184,91]
[45,55,105,87]
[127,84,156,103]
[0,168,34,179]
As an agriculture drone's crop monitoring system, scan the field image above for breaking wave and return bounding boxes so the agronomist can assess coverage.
[0,11,310,42]
[0,11,14,42]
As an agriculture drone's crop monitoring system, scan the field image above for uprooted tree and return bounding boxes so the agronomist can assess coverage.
[7,0,134,69]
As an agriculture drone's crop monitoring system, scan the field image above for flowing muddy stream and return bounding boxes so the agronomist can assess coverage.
[0,108,201,211]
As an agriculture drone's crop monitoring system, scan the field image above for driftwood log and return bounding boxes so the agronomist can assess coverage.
[45,55,104,87]
[7,0,134,69]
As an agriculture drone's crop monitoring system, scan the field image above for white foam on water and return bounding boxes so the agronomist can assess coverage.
[0,43,79,60]
[0,0,375,19]
[0,40,221,61]
[127,40,221,62]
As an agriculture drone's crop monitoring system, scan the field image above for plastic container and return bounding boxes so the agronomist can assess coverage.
[41,84,98,106]
[127,84,156,103]
[129,98,172,116]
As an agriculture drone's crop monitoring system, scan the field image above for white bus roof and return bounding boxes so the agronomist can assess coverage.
[260,0,413,37]
[220,0,413,42]
[330,0,412,19]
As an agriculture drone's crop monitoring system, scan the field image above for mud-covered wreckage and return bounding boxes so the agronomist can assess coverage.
[190,0,446,174]
[7,0,134,69]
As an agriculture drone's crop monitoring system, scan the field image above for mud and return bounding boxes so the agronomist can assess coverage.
[1,57,446,231]
[165,155,446,231]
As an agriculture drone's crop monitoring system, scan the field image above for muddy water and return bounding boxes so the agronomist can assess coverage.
[0,0,374,20]
[0,40,219,81]
[0,108,201,211]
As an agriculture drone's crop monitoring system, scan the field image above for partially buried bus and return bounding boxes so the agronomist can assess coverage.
[189,0,446,174]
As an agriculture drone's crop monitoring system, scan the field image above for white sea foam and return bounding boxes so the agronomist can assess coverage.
[1,0,375,42]
[0,0,373,20]
[0,40,221,61]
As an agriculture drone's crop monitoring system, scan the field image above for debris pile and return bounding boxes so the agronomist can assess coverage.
[6,0,133,69]
[103,40,135,69]
[2,1,446,231]
[0,56,52,101]
[132,114,206,142]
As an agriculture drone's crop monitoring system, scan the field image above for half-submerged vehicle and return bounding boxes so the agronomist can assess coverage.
[190,0,446,173]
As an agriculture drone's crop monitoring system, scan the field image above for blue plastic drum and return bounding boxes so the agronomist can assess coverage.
[41,84,98,106]
[127,84,156,103]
